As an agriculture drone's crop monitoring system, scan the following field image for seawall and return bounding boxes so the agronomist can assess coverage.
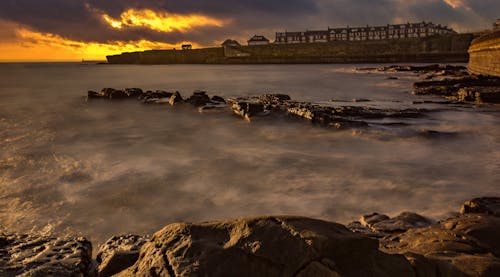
[106,34,474,64]
[468,30,500,77]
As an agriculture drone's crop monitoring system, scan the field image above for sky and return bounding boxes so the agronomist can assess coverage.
[0,0,498,61]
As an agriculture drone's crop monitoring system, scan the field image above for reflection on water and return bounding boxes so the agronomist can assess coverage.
[0,63,499,243]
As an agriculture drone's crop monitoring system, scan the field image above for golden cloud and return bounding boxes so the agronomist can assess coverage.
[102,9,226,33]
[443,0,469,9]
[0,27,200,61]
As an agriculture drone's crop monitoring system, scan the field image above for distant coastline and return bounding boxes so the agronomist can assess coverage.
[107,33,475,65]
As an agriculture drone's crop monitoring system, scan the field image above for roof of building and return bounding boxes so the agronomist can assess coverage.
[248,35,270,42]
[221,39,241,46]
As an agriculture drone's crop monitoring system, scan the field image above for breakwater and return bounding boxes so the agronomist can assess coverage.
[468,29,500,77]
[107,34,473,64]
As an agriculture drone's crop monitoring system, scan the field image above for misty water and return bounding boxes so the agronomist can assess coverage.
[0,63,499,244]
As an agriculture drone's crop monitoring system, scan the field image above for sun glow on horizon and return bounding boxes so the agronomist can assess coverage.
[0,27,201,61]
[102,9,226,33]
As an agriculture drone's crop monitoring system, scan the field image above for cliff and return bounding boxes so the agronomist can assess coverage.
[106,34,474,64]
[468,29,500,77]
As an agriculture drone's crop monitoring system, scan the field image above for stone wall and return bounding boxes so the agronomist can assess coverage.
[107,34,474,64]
[468,30,500,77]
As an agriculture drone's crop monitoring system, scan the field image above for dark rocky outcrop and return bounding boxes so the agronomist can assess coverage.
[0,232,95,276]
[461,197,500,216]
[139,90,174,104]
[412,75,500,103]
[186,91,211,107]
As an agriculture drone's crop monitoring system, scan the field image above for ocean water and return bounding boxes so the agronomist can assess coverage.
[0,63,499,244]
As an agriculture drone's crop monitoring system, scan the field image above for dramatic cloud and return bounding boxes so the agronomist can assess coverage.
[101,9,227,33]
[0,0,498,60]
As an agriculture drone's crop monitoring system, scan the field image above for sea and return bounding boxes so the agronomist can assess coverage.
[0,62,498,244]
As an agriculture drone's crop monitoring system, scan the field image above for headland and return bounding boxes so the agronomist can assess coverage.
[106,22,475,64]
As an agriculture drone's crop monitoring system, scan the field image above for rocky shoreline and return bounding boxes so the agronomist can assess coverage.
[1,197,499,276]
[368,64,500,104]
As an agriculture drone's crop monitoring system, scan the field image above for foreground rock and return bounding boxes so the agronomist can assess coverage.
[2,197,499,276]
[0,232,95,276]
[119,216,414,277]
[96,234,149,277]
[381,214,500,277]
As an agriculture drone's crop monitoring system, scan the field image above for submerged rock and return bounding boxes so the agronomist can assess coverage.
[120,216,414,277]
[0,232,95,276]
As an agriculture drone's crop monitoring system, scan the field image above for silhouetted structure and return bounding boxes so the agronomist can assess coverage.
[248,35,270,46]
[494,19,500,30]
[221,39,241,47]
[275,22,456,44]
[182,44,192,50]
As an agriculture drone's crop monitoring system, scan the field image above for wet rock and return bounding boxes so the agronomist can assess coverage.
[124,88,143,98]
[376,64,467,74]
[258,94,292,111]
[121,216,414,277]
[381,214,500,277]
[211,95,226,103]
[461,197,500,216]
[96,234,148,277]
[186,91,211,107]
[455,87,500,103]
[231,99,265,120]
[413,75,500,103]
[168,91,183,106]
[139,90,174,104]
[198,103,228,113]
[87,90,101,99]
[0,232,96,276]
[108,89,129,99]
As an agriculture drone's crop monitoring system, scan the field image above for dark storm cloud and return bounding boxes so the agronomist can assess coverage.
[0,0,498,45]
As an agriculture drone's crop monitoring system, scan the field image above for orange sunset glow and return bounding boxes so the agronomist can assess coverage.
[0,27,200,61]
[0,8,224,61]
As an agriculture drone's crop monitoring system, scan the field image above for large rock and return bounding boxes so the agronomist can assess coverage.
[0,231,96,276]
[120,216,414,277]
[461,197,500,216]
[381,214,500,277]
[96,234,149,277]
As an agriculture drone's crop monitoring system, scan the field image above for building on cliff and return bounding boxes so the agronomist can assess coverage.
[275,22,456,44]
[221,39,241,47]
[248,35,270,46]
